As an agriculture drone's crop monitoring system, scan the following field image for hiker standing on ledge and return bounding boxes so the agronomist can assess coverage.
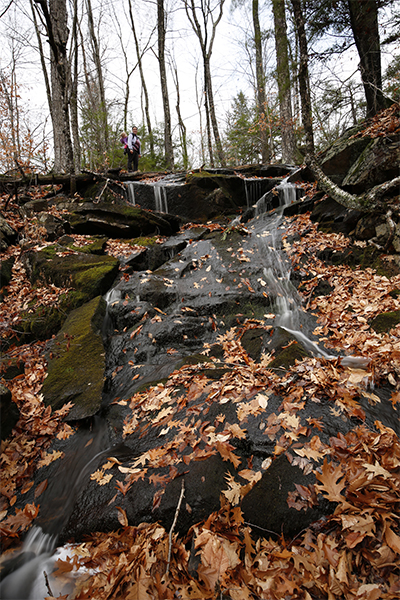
[127,126,141,172]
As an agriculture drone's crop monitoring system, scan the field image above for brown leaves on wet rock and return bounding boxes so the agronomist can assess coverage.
[1,200,400,596]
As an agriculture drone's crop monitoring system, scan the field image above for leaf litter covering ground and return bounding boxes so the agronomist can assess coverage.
[0,207,399,599]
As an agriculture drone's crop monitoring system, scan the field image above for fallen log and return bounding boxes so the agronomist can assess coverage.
[0,169,171,197]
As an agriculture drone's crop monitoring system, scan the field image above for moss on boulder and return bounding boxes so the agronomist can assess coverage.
[57,235,108,255]
[24,246,119,299]
[370,310,400,334]
[43,296,107,420]
[0,256,15,299]
[17,248,118,343]
[268,341,309,370]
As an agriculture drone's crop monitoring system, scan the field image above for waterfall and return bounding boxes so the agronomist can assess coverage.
[102,288,122,336]
[126,182,136,205]
[253,181,331,357]
[154,185,168,213]
[0,527,56,600]
[252,180,367,366]
[244,179,263,207]
[0,419,111,600]
[255,177,297,216]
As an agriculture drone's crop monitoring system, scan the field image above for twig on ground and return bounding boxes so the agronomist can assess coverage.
[166,479,185,576]
[43,570,54,596]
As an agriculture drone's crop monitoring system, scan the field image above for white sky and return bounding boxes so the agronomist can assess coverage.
[0,0,398,168]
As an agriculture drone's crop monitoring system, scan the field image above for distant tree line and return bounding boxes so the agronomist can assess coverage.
[0,0,398,175]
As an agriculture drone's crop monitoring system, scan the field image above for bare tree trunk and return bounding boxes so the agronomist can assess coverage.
[171,59,189,170]
[127,0,155,160]
[194,63,206,165]
[0,64,19,171]
[157,0,174,170]
[204,79,214,167]
[252,0,269,163]
[272,0,296,164]
[85,0,108,150]
[204,56,225,166]
[70,0,80,172]
[33,0,74,173]
[347,0,386,118]
[290,0,314,155]
[184,0,226,167]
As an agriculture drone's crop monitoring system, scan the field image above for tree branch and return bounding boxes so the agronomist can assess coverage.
[166,479,185,576]
[305,154,400,213]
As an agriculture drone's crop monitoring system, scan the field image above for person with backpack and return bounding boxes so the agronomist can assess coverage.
[127,126,141,172]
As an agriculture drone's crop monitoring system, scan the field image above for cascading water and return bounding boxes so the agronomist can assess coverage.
[250,179,368,366]
[126,182,136,205]
[154,184,168,213]
[0,418,111,599]
[255,177,297,216]
[244,178,264,207]
[1,171,369,598]
[102,288,122,336]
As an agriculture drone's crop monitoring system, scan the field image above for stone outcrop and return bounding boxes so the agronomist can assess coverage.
[0,215,17,250]
[42,295,107,420]
[2,110,399,552]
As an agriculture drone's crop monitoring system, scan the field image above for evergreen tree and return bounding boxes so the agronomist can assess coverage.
[225,92,261,165]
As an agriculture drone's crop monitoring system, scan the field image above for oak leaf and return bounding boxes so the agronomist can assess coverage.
[315,459,346,502]
[216,441,241,468]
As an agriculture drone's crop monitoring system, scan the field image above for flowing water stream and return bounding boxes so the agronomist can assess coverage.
[0,175,369,598]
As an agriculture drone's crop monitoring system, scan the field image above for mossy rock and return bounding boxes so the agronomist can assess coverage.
[0,382,19,440]
[68,204,177,238]
[0,357,25,380]
[16,304,67,342]
[268,341,309,370]
[327,245,398,278]
[319,125,371,186]
[24,247,119,299]
[129,236,160,247]
[370,310,400,334]
[43,296,107,420]
[241,327,266,360]
[58,235,108,255]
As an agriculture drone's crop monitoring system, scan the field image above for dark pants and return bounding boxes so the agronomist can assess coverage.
[128,150,139,172]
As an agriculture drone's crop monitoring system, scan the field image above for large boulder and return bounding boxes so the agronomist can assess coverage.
[318,105,400,193]
[67,202,180,238]
[32,215,396,545]
[0,256,15,298]
[19,242,119,341]
[42,295,107,420]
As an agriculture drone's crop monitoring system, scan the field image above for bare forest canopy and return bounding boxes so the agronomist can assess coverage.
[0,0,398,175]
